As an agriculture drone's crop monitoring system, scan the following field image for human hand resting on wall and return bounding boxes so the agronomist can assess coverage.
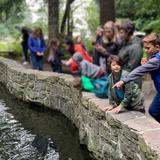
[104,105,113,112]
[111,104,122,113]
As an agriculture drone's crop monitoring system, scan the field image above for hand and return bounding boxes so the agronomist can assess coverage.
[112,80,124,88]
[95,44,106,53]
[104,105,113,112]
[141,57,148,65]
[111,105,122,113]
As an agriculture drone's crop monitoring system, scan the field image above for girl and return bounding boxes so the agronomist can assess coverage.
[106,55,144,113]
[28,27,46,70]
[48,38,63,73]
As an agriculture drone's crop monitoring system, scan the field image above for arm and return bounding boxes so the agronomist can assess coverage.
[123,57,160,83]
[120,82,134,108]
[28,36,38,53]
[39,39,46,53]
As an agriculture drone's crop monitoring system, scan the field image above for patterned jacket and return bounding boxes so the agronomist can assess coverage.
[108,70,144,111]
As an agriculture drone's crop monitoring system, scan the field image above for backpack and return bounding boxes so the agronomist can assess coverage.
[92,76,108,98]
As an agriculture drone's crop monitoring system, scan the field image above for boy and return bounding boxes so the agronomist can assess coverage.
[113,33,160,122]
[106,55,144,113]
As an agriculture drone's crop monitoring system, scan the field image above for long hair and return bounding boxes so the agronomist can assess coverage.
[63,37,75,55]
[33,27,43,39]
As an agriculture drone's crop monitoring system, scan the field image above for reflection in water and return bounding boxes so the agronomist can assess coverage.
[0,85,91,160]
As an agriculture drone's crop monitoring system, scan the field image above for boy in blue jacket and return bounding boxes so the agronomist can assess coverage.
[113,33,160,123]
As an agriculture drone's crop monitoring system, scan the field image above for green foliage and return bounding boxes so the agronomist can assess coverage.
[115,0,160,32]
[85,1,100,36]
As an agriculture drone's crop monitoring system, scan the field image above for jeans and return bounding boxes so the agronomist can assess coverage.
[149,93,160,123]
[22,44,29,61]
[31,53,43,70]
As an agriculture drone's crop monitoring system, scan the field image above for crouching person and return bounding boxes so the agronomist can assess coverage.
[106,55,145,113]
[72,52,105,93]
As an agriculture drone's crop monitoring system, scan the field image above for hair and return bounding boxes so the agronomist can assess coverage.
[103,21,117,35]
[48,38,59,49]
[107,55,122,70]
[74,35,82,44]
[63,37,75,55]
[143,32,160,46]
[33,27,43,38]
[119,20,135,36]
[48,38,59,54]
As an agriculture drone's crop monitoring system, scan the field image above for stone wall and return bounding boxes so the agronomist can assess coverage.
[0,57,160,160]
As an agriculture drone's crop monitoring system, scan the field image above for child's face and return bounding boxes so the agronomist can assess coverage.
[110,61,121,74]
[143,42,158,55]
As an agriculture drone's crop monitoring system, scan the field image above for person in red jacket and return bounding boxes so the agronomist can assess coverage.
[63,38,93,73]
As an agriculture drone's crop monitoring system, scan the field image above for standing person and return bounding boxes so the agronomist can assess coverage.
[118,21,143,72]
[21,29,30,65]
[93,21,120,74]
[28,28,46,70]
[106,55,144,113]
[48,38,63,73]
[113,33,160,123]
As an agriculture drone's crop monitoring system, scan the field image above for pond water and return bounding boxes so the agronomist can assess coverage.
[0,85,92,160]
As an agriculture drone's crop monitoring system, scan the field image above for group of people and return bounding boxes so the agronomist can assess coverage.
[19,20,160,124]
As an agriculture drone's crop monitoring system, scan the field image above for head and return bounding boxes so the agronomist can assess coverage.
[63,37,75,55]
[96,26,103,37]
[72,52,83,63]
[33,27,43,38]
[75,35,82,44]
[143,33,160,55]
[119,20,135,42]
[103,21,117,41]
[107,55,122,74]
[49,38,60,50]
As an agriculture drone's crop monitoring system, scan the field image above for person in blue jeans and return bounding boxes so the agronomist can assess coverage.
[113,33,160,123]
[28,28,46,70]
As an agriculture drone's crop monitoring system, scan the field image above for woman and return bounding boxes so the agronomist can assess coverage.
[28,27,46,70]
[93,21,120,74]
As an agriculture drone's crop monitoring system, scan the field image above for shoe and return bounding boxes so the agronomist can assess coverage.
[23,61,28,65]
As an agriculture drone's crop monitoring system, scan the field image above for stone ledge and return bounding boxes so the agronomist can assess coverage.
[0,57,159,159]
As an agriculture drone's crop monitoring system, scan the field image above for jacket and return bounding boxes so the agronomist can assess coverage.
[123,52,160,94]
[108,70,144,110]
[28,34,46,54]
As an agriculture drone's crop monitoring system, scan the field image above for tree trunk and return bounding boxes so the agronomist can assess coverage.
[60,0,74,35]
[48,0,59,41]
[99,0,115,25]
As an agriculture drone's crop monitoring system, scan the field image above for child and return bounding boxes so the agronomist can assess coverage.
[106,55,144,113]
[72,52,104,79]
[113,33,160,122]
[48,38,63,73]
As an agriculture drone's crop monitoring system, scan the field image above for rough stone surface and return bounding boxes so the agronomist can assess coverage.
[0,57,160,160]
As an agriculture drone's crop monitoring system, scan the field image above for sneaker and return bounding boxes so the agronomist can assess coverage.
[22,61,28,65]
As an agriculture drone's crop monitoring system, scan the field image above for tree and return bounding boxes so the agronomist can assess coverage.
[60,0,75,35]
[99,0,115,25]
[48,0,59,40]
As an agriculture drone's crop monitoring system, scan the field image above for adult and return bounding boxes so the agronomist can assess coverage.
[118,21,143,72]
[28,27,46,70]
[93,21,120,74]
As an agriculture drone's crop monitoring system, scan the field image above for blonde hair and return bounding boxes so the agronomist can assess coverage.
[103,21,117,34]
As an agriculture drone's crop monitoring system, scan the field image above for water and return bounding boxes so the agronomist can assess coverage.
[0,85,92,160]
